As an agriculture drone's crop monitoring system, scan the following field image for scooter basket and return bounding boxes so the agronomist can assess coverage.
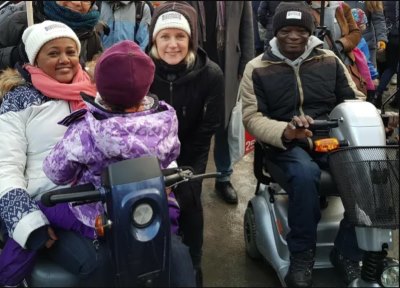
[328,146,399,229]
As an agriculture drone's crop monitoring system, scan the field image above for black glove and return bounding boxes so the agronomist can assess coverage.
[26,225,49,251]
[10,42,29,67]
[95,21,110,36]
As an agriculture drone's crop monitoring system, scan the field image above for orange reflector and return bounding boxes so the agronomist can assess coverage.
[95,215,105,237]
[276,219,283,235]
[314,138,340,152]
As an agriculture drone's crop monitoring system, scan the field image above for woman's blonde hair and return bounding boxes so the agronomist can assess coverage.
[149,44,196,69]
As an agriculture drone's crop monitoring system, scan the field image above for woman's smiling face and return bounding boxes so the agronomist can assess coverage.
[155,28,190,65]
[35,37,80,83]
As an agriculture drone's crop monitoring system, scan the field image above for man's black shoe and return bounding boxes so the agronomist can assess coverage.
[284,249,315,287]
[330,247,361,285]
[215,181,238,204]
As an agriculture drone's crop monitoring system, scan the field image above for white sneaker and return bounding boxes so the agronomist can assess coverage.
[390,74,397,85]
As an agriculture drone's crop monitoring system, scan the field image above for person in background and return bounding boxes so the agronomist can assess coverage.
[307,1,366,96]
[241,3,364,286]
[257,1,299,50]
[375,1,399,108]
[96,1,152,51]
[252,1,264,56]
[344,1,387,67]
[147,2,224,286]
[188,0,254,205]
[351,8,379,87]
[349,7,379,103]
[0,1,102,70]
[0,20,106,287]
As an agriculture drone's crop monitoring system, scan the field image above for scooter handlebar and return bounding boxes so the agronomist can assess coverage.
[163,167,220,187]
[41,168,220,207]
[41,189,101,207]
[40,183,100,207]
[294,119,340,132]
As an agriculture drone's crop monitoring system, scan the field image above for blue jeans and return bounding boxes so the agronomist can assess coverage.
[213,123,233,182]
[377,35,399,95]
[265,146,363,261]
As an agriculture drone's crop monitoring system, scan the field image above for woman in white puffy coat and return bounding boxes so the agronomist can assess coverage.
[0,21,108,286]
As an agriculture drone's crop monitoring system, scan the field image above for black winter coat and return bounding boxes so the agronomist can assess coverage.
[149,48,224,175]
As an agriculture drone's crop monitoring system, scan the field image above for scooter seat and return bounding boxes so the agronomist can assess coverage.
[0,231,82,286]
[29,255,84,287]
[253,141,338,196]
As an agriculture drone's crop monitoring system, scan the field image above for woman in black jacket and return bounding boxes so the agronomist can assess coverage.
[148,2,224,286]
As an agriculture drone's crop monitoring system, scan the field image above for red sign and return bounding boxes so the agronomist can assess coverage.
[245,130,255,155]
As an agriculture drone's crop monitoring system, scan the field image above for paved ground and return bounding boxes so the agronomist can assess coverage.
[201,84,399,287]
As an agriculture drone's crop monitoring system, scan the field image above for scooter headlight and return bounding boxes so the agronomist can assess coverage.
[132,203,154,228]
[380,259,399,287]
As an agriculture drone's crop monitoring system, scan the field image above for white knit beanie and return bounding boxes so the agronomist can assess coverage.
[22,20,81,65]
[152,11,191,40]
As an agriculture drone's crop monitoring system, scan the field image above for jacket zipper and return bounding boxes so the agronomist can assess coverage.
[169,82,173,106]
[182,106,186,118]
[293,65,305,116]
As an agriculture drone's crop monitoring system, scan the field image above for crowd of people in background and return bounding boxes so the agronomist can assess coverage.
[0,1,398,287]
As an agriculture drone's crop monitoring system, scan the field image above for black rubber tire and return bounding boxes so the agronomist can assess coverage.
[244,205,262,259]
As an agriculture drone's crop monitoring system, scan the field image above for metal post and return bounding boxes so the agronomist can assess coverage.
[25,1,34,26]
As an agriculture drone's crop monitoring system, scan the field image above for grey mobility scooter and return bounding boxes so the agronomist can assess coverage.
[244,99,399,287]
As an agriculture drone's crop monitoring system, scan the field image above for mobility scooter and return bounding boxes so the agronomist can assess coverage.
[244,99,399,287]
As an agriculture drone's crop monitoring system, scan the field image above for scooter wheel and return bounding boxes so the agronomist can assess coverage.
[244,206,262,259]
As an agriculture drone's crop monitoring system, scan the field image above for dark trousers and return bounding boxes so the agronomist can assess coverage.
[377,34,400,95]
[213,121,233,182]
[175,141,211,271]
[266,146,363,261]
[170,234,196,287]
[175,180,204,269]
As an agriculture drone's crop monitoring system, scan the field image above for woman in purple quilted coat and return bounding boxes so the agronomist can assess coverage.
[43,40,181,237]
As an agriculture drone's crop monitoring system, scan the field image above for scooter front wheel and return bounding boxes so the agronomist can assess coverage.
[244,205,262,259]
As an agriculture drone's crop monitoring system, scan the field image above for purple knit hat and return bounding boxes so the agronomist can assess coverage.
[95,40,155,109]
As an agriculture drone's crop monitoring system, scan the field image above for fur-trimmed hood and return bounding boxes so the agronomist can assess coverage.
[0,68,26,101]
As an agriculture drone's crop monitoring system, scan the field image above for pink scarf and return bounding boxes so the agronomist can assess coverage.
[24,64,97,111]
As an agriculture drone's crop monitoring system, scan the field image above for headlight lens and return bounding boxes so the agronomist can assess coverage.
[132,203,153,227]
[381,265,399,287]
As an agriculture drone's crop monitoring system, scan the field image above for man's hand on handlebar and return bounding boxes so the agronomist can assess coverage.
[283,115,314,142]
